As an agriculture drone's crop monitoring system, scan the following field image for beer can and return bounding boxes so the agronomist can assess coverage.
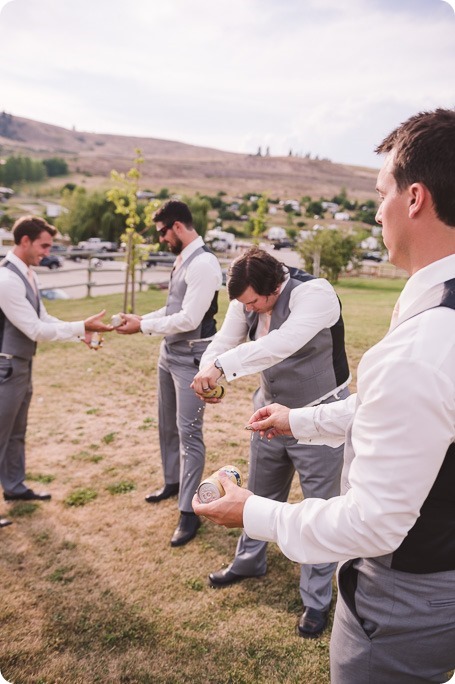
[111,313,123,328]
[201,385,225,399]
[197,465,242,504]
[89,332,103,350]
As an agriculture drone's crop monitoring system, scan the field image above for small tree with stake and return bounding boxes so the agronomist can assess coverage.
[106,150,159,313]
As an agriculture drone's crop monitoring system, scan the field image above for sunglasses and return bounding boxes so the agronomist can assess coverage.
[157,221,175,238]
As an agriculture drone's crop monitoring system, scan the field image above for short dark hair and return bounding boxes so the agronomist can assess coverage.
[376,108,455,227]
[227,247,286,300]
[12,215,57,244]
[153,200,193,229]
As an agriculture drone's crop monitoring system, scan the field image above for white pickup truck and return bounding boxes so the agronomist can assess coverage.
[77,237,118,252]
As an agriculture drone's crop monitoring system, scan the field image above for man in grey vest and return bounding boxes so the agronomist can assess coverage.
[0,216,113,527]
[116,200,222,547]
[192,247,350,638]
[193,109,455,683]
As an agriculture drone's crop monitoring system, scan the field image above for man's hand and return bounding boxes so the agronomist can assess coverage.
[192,471,253,527]
[247,403,293,439]
[84,310,114,332]
[191,364,223,403]
[114,313,142,335]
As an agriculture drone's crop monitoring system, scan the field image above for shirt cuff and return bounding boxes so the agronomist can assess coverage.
[244,494,280,543]
[140,319,153,335]
[217,348,242,381]
[73,321,86,339]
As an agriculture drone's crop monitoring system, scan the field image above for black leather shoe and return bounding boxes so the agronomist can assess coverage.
[145,483,179,503]
[4,489,51,502]
[0,518,13,528]
[170,513,201,547]
[297,607,329,639]
[209,567,265,587]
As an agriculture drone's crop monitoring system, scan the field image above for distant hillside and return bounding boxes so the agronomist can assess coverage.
[0,113,378,199]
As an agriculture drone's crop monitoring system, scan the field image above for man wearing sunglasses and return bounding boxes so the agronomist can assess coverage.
[116,200,223,547]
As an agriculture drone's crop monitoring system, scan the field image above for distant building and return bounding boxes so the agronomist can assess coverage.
[334,211,350,221]
[45,203,67,218]
[321,201,339,214]
[267,226,287,241]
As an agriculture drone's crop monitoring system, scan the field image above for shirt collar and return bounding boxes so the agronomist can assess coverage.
[398,254,455,317]
[180,235,204,263]
[6,251,29,278]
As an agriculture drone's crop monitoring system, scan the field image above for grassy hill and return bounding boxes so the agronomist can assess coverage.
[0,113,378,199]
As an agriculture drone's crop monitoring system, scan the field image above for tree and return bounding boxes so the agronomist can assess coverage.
[306,200,324,217]
[184,196,210,238]
[0,155,46,184]
[57,188,125,245]
[252,194,268,241]
[298,229,359,282]
[107,150,159,313]
[43,157,69,176]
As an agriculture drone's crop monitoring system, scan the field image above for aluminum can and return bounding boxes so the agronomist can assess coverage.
[89,332,103,350]
[111,313,123,328]
[197,465,242,504]
[201,385,225,399]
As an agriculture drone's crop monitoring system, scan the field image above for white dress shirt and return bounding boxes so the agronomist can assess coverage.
[0,252,85,341]
[244,255,455,565]
[140,237,222,336]
[200,275,349,402]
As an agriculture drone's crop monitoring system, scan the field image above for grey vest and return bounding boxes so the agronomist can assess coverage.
[165,245,218,345]
[344,277,455,574]
[245,274,350,408]
[0,260,40,359]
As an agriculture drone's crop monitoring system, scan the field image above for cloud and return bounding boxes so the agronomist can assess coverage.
[441,0,455,12]
[0,0,454,166]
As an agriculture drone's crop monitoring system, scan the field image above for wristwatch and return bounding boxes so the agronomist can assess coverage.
[214,358,224,376]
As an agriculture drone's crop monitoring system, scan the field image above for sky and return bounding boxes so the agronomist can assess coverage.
[0,0,454,168]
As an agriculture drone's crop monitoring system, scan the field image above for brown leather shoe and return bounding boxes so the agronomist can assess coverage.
[297,607,329,639]
[170,513,201,547]
[145,483,179,503]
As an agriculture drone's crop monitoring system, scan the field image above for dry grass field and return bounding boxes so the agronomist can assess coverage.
[0,114,378,200]
[0,279,405,684]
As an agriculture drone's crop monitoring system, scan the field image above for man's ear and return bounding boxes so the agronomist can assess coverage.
[408,182,426,218]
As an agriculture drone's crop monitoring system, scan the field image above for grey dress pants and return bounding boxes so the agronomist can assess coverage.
[0,356,33,496]
[227,389,348,613]
[331,557,455,683]
[157,339,208,513]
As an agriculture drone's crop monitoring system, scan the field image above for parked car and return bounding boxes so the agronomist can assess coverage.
[271,238,296,250]
[39,255,63,269]
[40,288,70,300]
[362,251,383,262]
[145,251,176,267]
[77,237,118,252]
[50,244,68,256]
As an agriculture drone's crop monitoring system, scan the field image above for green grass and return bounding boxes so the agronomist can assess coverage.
[64,488,98,507]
